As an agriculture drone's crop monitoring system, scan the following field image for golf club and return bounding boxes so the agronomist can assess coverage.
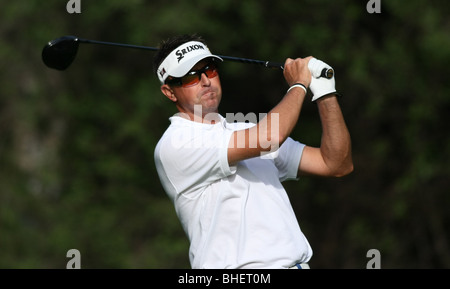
[42,35,334,78]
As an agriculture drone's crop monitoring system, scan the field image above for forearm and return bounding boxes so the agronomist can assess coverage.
[228,88,305,164]
[317,95,353,176]
[263,87,305,146]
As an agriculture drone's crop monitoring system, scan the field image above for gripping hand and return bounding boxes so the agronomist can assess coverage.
[308,58,337,101]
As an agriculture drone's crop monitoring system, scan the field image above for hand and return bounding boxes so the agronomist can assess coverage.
[283,57,313,88]
[308,58,337,101]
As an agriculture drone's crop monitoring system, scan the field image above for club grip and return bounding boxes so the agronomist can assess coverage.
[265,61,284,70]
[268,61,334,79]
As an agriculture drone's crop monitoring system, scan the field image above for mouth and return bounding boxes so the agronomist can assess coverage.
[201,89,216,99]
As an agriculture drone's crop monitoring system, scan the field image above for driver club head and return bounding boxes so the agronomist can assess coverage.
[42,35,79,70]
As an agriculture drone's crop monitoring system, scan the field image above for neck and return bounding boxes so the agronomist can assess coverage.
[177,105,221,124]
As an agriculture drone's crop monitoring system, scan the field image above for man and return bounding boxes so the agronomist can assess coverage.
[153,34,353,269]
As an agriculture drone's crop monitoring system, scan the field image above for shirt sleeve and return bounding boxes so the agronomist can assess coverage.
[273,137,305,181]
[154,123,236,199]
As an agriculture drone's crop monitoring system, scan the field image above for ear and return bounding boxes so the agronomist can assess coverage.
[160,84,177,102]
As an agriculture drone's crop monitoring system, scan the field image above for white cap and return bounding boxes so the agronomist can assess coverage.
[157,41,223,84]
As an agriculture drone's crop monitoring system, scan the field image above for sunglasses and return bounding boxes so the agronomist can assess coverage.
[165,61,219,88]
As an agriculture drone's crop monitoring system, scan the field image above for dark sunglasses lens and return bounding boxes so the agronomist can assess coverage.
[181,74,200,87]
[205,65,218,77]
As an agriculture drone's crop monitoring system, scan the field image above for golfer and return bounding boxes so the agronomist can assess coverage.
[153,34,353,269]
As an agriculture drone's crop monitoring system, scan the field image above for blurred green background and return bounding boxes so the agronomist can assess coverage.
[1,0,449,268]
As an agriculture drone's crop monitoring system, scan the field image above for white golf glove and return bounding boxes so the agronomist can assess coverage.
[308,58,337,101]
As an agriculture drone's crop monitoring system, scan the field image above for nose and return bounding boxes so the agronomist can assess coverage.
[200,72,211,86]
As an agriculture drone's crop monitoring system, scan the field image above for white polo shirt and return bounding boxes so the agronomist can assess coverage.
[154,114,312,268]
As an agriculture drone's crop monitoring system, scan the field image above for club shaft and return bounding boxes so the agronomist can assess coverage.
[217,55,284,70]
[78,38,159,52]
[77,38,283,69]
[217,55,333,78]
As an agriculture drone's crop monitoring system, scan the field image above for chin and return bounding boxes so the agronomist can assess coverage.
[203,104,219,114]
[202,94,221,106]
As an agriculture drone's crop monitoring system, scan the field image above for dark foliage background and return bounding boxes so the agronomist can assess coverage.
[1,0,449,268]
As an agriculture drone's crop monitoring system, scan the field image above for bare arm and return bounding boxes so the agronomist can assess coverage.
[299,95,353,177]
[227,57,312,165]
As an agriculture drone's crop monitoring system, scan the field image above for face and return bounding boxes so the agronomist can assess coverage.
[161,59,222,121]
